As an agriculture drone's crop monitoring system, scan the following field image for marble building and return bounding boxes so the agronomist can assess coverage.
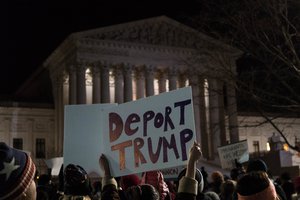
[1,16,299,174]
[44,16,242,161]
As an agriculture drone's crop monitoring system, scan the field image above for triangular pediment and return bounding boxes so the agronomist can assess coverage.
[73,16,237,51]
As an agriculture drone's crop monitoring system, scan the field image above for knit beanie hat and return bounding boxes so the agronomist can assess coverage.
[237,171,277,200]
[120,174,141,191]
[64,164,91,196]
[246,159,268,173]
[0,142,36,200]
[177,167,204,193]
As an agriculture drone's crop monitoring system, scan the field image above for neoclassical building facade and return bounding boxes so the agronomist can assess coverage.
[2,16,299,174]
[44,16,242,161]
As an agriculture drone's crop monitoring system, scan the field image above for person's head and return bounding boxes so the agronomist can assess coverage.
[220,179,236,199]
[236,171,278,200]
[246,159,268,173]
[177,167,204,193]
[63,164,91,198]
[120,174,141,191]
[0,142,37,200]
[230,168,245,181]
[125,184,160,200]
[141,170,169,200]
[211,171,224,184]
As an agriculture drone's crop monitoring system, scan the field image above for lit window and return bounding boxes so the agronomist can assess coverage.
[266,142,270,151]
[253,141,260,153]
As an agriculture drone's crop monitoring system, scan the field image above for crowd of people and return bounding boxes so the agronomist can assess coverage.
[1,141,300,200]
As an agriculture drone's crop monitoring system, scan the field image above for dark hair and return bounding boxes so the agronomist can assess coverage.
[125,184,160,200]
[236,171,269,196]
[246,159,268,173]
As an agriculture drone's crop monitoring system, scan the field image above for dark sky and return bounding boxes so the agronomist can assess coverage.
[1,0,200,96]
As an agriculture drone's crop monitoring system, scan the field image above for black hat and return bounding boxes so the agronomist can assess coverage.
[64,164,91,196]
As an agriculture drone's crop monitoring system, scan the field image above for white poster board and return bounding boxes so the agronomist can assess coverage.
[64,87,195,177]
[102,86,195,177]
[64,103,117,177]
[217,140,249,169]
[44,157,63,176]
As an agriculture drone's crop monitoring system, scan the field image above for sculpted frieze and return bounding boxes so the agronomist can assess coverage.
[80,47,129,56]
[85,22,205,49]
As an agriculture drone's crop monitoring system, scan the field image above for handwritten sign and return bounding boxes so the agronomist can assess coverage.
[102,87,195,176]
[64,87,195,177]
[217,140,249,169]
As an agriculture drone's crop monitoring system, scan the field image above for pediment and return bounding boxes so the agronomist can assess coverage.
[73,16,235,51]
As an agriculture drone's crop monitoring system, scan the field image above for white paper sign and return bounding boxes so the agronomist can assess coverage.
[44,157,63,176]
[102,87,196,177]
[64,103,117,177]
[217,140,249,169]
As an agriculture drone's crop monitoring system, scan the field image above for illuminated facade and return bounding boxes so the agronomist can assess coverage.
[1,16,299,174]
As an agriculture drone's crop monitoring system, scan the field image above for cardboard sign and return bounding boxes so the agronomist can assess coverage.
[102,87,195,176]
[44,157,63,176]
[217,140,249,169]
[64,87,195,177]
[64,103,117,177]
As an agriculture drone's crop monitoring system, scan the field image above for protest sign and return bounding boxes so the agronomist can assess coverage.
[64,103,117,176]
[102,86,196,177]
[217,140,249,169]
[44,157,63,176]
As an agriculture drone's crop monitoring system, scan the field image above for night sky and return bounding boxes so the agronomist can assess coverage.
[1,0,200,96]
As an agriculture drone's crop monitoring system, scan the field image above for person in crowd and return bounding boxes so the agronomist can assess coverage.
[208,171,224,195]
[230,166,245,182]
[219,179,237,200]
[246,159,287,200]
[236,171,278,200]
[100,141,203,200]
[120,174,141,191]
[141,170,171,200]
[61,164,93,200]
[177,167,214,200]
[91,180,102,200]
[200,166,209,191]
[292,176,300,200]
[99,153,159,200]
[280,172,295,200]
[175,141,205,200]
[0,142,37,200]
[36,174,58,200]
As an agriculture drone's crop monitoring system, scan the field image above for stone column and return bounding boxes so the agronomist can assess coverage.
[114,66,124,104]
[92,63,101,104]
[101,65,110,103]
[208,79,221,160]
[178,73,187,88]
[158,70,166,93]
[227,80,239,143]
[123,64,133,102]
[135,68,145,99]
[199,78,209,159]
[68,65,77,105]
[145,66,155,97]
[51,71,65,156]
[189,72,201,144]
[168,67,177,91]
[76,62,87,104]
